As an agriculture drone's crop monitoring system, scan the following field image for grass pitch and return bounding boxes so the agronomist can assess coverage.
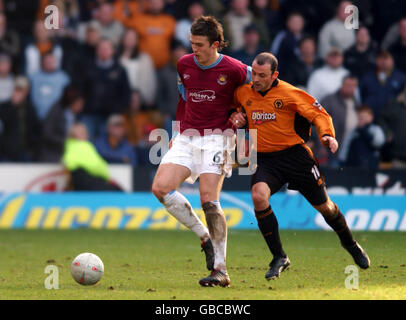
[0,229,405,300]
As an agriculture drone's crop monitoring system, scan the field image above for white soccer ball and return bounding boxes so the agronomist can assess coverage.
[71,253,104,285]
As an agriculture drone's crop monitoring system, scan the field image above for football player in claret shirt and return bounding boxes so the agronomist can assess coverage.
[151,16,251,287]
[230,52,370,280]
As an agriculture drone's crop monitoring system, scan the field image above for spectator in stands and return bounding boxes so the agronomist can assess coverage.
[63,122,123,191]
[112,0,141,27]
[0,13,20,72]
[123,89,150,147]
[63,21,101,87]
[78,1,124,47]
[29,51,70,122]
[23,20,63,76]
[359,50,406,118]
[223,0,254,52]
[377,84,406,168]
[94,114,138,167]
[344,26,377,80]
[0,76,40,162]
[250,0,281,46]
[321,75,360,165]
[279,0,336,37]
[270,11,305,76]
[37,85,84,162]
[339,105,385,168]
[388,18,406,74]
[81,38,130,139]
[156,41,188,133]
[0,53,14,103]
[318,1,356,59]
[279,36,323,88]
[2,0,39,37]
[231,24,264,66]
[119,28,157,107]
[372,2,406,45]
[175,1,205,50]
[127,0,176,69]
[307,47,349,102]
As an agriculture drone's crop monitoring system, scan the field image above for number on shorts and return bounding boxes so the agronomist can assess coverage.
[311,165,320,181]
[213,151,222,164]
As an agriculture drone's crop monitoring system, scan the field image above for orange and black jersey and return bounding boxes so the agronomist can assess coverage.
[233,79,335,153]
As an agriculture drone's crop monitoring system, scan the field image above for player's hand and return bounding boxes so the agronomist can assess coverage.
[321,136,338,154]
[229,112,246,128]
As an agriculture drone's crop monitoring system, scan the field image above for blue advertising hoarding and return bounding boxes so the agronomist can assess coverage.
[0,192,405,231]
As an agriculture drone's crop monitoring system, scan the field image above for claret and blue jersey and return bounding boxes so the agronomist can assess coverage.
[176,53,252,135]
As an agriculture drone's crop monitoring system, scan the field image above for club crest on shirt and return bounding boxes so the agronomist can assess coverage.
[274,99,283,109]
[246,99,252,106]
[217,74,228,85]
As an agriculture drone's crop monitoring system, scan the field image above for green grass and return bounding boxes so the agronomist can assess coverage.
[0,229,405,300]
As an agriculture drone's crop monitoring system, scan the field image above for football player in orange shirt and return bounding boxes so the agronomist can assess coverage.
[230,52,370,280]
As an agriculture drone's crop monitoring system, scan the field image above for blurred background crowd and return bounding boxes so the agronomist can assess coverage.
[0,0,405,176]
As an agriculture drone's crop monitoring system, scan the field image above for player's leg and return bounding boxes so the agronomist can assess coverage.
[251,162,290,280]
[198,172,230,287]
[293,146,370,269]
[312,196,370,269]
[152,163,213,269]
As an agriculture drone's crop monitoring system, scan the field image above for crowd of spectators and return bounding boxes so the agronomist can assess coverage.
[0,0,405,173]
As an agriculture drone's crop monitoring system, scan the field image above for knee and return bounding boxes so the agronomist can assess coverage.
[151,180,171,201]
[200,191,215,205]
[317,200,337,217]
[251,189,270,208]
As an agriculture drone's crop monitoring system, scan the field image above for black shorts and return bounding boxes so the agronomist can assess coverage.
[251,144,328,206]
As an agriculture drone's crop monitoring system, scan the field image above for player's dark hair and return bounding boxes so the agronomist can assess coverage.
[190,15,228,51]
[254,52,278,74]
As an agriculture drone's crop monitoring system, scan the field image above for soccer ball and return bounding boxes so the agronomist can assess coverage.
[71,253,104,285]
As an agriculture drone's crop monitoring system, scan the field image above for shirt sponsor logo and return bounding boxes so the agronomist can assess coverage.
[189,90,216,102]
[251,110,276,125]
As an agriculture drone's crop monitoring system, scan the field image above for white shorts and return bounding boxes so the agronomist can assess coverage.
[160,134,236,183]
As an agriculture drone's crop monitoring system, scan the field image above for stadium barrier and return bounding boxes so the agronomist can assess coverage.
[0,192,405,231]
[0,164,133,192]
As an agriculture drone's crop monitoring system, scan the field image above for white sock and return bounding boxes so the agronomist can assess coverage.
[203,201,227,273]
[162,191,210,241]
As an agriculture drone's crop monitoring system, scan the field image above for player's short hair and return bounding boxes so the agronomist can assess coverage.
[190,15,228,51]
[254,52,278,74]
